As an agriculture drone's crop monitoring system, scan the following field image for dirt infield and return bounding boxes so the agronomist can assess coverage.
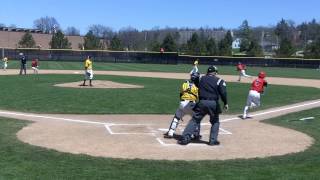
[54,80,144,89]
[1,69,320,160]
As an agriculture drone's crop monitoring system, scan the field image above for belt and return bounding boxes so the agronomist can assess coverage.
[181,100,196,103]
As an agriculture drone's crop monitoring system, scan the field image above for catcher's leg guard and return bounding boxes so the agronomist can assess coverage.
[167,117,180,137]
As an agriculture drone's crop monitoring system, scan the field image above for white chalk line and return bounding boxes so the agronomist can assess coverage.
[1,99,319,146]
[0,111,111,126]
[202,100,320,125]
[158,127,232,135]
[104,124,156,135]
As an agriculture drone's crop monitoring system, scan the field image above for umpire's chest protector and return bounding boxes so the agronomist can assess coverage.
[198,75,220,100]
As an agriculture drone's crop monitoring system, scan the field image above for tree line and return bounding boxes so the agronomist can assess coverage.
[11,16,320,58]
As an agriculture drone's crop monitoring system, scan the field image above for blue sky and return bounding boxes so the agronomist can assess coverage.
[1,0,319,34]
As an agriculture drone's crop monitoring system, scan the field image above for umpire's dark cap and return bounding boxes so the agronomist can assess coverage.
[207,65,218,74]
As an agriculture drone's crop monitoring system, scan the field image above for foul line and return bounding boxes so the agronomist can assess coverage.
[203,100,320,125]
[0,111,110,126]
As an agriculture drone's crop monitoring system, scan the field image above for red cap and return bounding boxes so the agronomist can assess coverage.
[258,71,266,78]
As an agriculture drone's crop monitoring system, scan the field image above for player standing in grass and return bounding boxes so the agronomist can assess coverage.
[31,58,39,74]
[2,56,8,71]
[80,56,93,86]
[190,59,199,74]
[236,62,251,81]
[242,71,268,119]
[19,53,27,75]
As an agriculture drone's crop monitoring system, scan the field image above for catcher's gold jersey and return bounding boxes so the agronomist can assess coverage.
[180,81,198,101]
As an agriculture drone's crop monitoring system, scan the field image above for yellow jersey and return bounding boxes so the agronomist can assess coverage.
[180,80,198,101]
[84,58,92,70]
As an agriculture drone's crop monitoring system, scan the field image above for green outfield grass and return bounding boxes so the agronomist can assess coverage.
[0,74,319,114]
[6,60,320,79]
[0,108,319,179]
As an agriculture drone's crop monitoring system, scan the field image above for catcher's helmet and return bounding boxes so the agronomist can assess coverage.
[258,71,266,78]
[207,65,218,74]
[190,72,200,82]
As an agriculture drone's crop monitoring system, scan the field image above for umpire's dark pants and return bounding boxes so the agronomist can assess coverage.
[181,100,220,143]
[19,64,27,75]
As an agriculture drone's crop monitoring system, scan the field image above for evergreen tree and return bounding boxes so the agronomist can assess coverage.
[247,40,263,57]
[276,38,295,57]
[275,19,291,41]
[187,33,201,55]
[218,30,233,56]
[83,30,102,50]
[225,30,233,46]
[240,38,251,52]
[149,40,161,52]
[50,30,71,49]
[109,35,122,50]
[239,20,251,38]
[305,37,320,59]
[239,20,252,52]
[161,34,177,52]
[205,38,218,56]
[18,32,36,48]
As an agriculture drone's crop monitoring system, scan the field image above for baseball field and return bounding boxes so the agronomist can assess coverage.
[0,61,320,179]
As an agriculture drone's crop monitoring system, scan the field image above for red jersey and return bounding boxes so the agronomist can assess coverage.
[237,64,246,71]
[31,60,38,67]
[251,78,268,93]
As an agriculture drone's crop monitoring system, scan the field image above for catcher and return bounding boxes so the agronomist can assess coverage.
[80,55,93,86]
[164,72,201,139]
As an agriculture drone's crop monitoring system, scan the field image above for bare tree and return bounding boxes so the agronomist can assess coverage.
[33,16,60,33]
[65,26,80,36]
[88,24,114,39]
[118,26,143,50]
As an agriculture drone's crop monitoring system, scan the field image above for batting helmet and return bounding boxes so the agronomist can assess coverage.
[207,65,218,74]
[258,71,266,79]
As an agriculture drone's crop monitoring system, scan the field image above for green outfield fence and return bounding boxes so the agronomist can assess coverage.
[2,48,320,68]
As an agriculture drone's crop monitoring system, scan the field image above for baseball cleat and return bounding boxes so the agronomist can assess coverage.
[163,132,174,139]
[208,141,220,146]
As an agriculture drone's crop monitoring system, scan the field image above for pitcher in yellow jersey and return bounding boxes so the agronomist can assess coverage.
[81,56,94,86]
[164,72,201,139]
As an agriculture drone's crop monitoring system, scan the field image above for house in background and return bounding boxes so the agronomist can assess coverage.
[232,38,241,49]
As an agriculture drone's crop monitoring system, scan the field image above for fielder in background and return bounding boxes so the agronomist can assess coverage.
[2,56,8,71]
[81,56,94,86]
[190,59,199,74]
[178,65,228,146]
[164,72,201,139]
[242,71,268,119]
[19,53,27,75]
[31,58,39,74]
[236,62,251,81]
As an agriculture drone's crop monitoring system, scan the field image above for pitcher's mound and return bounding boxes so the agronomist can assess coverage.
[54,80,144,89]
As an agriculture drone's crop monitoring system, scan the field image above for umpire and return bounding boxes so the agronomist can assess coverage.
[19,53,27,75]
[178,65,228,145]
